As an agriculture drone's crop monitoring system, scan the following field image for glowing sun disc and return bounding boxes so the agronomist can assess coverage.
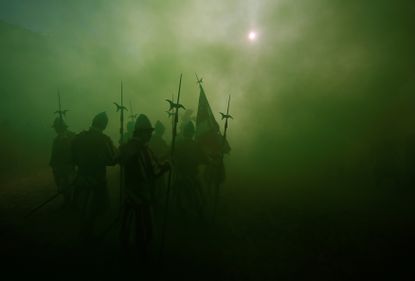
[248,31,257,41]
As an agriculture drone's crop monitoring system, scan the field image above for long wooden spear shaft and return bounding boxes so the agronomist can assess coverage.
[223,95,232,140]
[114,81,128,213]
[120,82,124,212]
[31,90,70,218]
[54,89,69,121]
[25,192,61,218]
[160,73,183,260]
[25,180,78,219]
[212,95,233,222]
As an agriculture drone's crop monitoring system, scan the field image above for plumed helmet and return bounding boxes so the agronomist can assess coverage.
[92,112,108,130]
[52,117,67,129]
[135,114,154,132]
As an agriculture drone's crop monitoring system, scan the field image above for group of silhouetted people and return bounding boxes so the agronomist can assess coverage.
[49,110,224,261]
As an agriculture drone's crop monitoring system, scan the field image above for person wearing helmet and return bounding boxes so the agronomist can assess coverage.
[173,120,207,219]
[149,120,169,161]
[50,117,76,209]
[71,112,117,241]
[149,120,170,205]
[121,120,136,144]
[119,114,170,262]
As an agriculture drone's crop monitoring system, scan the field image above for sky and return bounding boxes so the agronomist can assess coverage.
[0,0,414,187]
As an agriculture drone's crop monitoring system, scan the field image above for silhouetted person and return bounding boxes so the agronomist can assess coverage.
[71,112,117,241]
[149,120,169,161]
[173,121,207,219]
[177,109,195,143]
[203,134,230,202]
[121,120,135,144]
[119,114,169,262]
[49,117,76,209]
[149,120,170,205]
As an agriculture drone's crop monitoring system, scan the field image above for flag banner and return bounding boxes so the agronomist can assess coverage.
[195,85,230,155]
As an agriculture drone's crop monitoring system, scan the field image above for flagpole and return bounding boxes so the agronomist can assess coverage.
[212,95,233,223]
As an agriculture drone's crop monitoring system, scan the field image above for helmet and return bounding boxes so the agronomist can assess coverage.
[154,120,165,136]
[92,112,108,130]
[126,120,135,132]
[135,114,154,132]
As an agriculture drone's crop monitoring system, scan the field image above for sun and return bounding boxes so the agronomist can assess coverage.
[248,31,257,41]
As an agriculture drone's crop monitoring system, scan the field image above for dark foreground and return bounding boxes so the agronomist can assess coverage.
[1,168,414,280]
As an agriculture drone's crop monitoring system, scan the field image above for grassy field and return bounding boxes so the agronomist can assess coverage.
[1,167,413,280]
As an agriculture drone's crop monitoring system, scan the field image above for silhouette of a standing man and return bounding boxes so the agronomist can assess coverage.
[71,112,117,241]
[119,114,169,262]
[50,117,76,209]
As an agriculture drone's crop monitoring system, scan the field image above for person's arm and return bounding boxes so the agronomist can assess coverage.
[104,136,118,166]
[148,148,170,178]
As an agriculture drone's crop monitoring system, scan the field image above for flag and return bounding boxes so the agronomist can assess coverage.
[195,84,230,155]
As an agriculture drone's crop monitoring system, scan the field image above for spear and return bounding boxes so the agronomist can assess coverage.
[160,73,184,260]
[25,192,62,218]
[165,110,175,118]
[25,178,78,218]
[212,95,233,222]
[114,81,128,144]
[220,95,233,140]
[114,81,128,213]
[54,90,69,121]
[29,90,72,215]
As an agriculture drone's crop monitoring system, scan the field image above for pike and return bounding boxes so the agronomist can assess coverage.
[165,99,186,111]
[165,110,175,118]
[27,90,72,217]
[212,94,233,222]
[166,93,176,133]
[114,81,128,213]
[114,81,128,144]
[25,181,77,218]
[54,90,69,121]
[160,73,184,261]
[220,95,233,137]
[25,192,62,218]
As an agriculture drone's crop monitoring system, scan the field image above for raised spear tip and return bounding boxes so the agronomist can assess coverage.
[114,102,128,112]
[165,99,186,111]
[226,94,231,114]
[166,110,175,117]
[165,99,174,111]
[220,112,233,120]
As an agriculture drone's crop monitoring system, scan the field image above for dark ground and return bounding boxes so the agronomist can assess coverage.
[1,167,414,280]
